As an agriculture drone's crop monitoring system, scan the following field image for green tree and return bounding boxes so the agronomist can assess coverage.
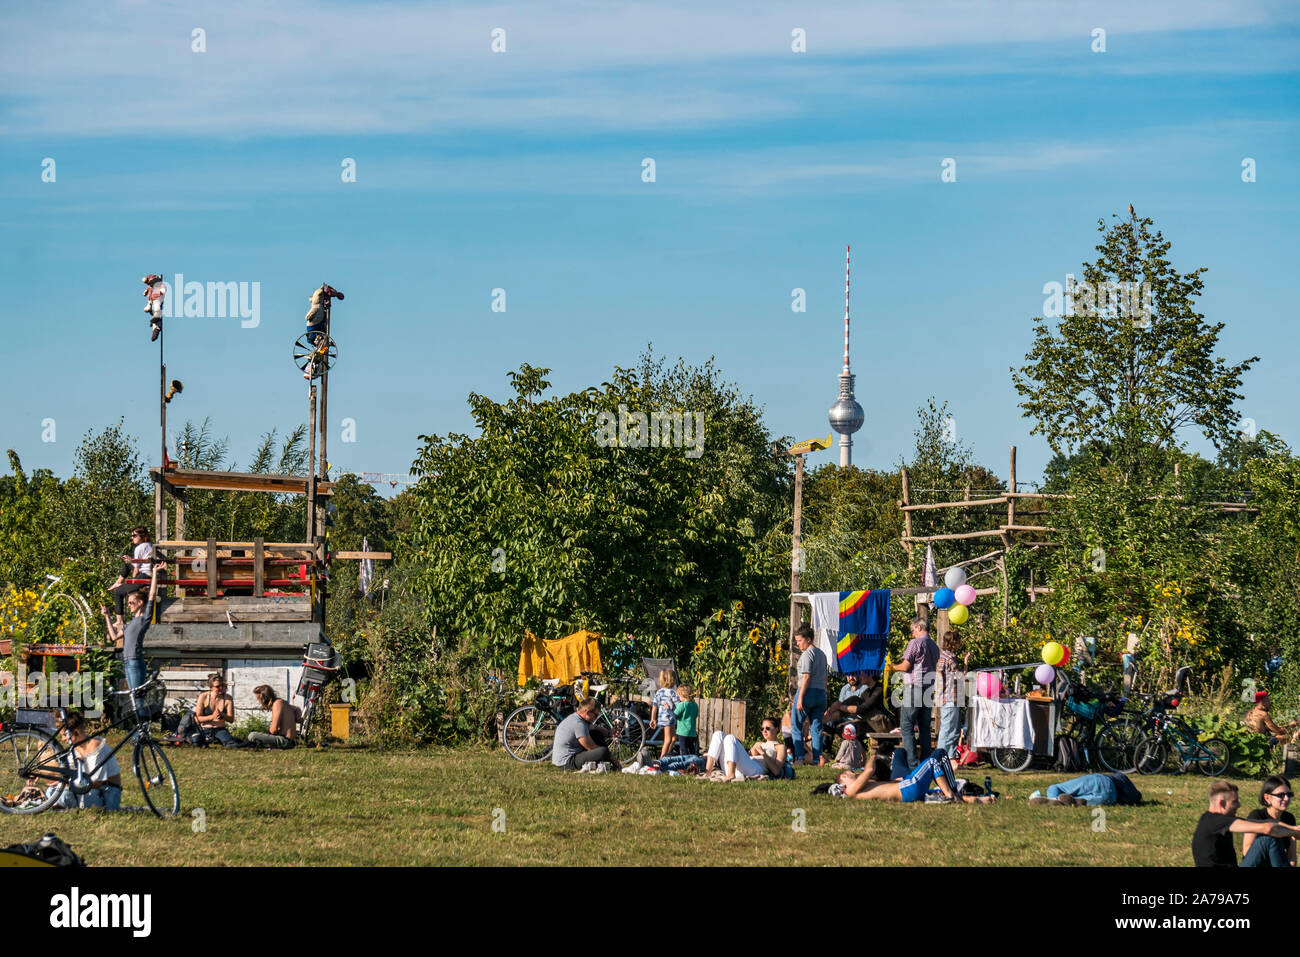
[405,360,789,672]
[0,451,61,587]
[1013,210,1258,483]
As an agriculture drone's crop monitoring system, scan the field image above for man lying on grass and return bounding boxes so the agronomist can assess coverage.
[831,747,996,804]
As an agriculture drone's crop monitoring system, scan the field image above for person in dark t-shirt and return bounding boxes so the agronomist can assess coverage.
[1242,775,1296,867]
[1193,779,1300,867]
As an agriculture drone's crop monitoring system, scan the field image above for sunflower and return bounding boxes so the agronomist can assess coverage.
[733,600,743,611]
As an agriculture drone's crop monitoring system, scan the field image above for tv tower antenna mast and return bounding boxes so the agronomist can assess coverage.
[827,245,864,468]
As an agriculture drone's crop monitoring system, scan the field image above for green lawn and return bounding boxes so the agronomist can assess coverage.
[0,741,1235,865]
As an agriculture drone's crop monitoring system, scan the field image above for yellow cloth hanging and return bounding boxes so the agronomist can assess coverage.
[517,629,603,686]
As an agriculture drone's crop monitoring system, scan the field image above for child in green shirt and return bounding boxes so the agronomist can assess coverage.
[674,684,700,755]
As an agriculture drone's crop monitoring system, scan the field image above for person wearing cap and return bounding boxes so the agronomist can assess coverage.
[1244,692,1295,745]
[832,723,865,770]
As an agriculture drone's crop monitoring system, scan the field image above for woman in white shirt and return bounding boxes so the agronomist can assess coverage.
[53,712,122,810]
[109,526,154,628]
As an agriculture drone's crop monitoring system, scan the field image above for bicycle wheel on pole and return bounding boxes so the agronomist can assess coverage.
[1193,737,1230,776]
[1135,735,1168,775]
[991,747,1033,773]
[1097,724,1137,773]
[133,738,180,818]
[602,708,645,765]
[502,706,557,762]
[0,730,64,814]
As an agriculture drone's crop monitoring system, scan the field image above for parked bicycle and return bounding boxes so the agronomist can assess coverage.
[501,672,644,764]
[1132,690,1230,776]
[0,675,180,818]
[989,670,1133,773]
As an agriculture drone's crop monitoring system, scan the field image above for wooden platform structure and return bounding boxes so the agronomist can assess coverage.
[132,281,389,717]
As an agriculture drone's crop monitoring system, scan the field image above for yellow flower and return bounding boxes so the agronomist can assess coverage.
[715,611,724,622]
[733,600,743,611]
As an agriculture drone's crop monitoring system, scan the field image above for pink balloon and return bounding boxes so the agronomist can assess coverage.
[954,584,977,606]
[976,672,1002,698]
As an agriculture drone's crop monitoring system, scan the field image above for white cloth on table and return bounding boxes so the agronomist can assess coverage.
[796,592,842,673]
[706,730,766,778]
[969,697,1034,749]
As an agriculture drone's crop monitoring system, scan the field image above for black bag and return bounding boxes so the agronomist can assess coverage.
[1109,771,1143,805]
[3,833,84,867]
[1055,736,1086,773]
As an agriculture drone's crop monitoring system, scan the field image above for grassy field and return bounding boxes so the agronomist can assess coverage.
[0,740,1235,866]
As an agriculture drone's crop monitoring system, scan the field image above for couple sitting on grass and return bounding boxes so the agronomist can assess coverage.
[173,675,299,750]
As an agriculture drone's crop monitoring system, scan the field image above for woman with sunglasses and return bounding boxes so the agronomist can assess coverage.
[750,718,788,764]
[108,526,154,630]
[1242,775,1296,867]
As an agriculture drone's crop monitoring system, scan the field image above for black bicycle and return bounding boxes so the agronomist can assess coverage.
[0,676,180,818]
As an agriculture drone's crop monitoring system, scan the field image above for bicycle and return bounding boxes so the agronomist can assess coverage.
[297,640,341,740]
[501,672,644,764]
[1132,691,1230,776]
[0,675,180,818]
[989,672,1132,773]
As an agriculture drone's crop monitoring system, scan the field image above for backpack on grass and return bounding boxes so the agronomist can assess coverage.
[1054,736,1085,773]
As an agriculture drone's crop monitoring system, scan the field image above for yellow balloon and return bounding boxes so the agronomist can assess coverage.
[948,603,970,625]
[1042,641,1064,666]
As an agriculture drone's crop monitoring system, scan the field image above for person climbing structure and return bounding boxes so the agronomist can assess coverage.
[301,283,344,379]
[142,274,166,341]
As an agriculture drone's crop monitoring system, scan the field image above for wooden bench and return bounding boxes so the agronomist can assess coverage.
[866,732,902,766]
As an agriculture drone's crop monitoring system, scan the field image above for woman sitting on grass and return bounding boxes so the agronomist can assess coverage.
[53,712,122,810]
[703,728,794,781]
[246,685,300,749]
[836,747,995,803]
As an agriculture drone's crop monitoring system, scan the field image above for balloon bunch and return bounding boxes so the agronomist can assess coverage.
[933,566,977,625]
[1035,640,1070,685]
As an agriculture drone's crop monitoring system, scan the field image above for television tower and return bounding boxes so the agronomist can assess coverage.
[827,245,864,468]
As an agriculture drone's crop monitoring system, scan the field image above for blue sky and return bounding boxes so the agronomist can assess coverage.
[2,0,1297,492]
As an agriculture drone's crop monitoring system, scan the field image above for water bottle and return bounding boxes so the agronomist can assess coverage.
[984,774,993,795]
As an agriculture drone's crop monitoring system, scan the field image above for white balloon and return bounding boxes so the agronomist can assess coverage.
[944,567,967,589]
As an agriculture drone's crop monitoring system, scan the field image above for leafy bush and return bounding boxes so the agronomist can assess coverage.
[1189,712,1277,777]
[232,713,269,738]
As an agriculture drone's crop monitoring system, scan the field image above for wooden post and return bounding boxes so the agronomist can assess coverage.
[900,467,913,563]
[174,489,185,542]
[306,383,317,536]
[788,453,805,700]
[206,537,218,598]
[153,482,164,546]
[1007,445,1017,533]
[999,553,1010,627]
[253,537,265,598]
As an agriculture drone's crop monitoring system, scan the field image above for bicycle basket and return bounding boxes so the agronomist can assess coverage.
[1065,695,1104,721]
[131,678,168,720]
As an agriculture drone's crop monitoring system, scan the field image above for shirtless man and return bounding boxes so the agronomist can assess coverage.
[247,685,300,749]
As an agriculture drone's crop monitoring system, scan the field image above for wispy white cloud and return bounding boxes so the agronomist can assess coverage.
[0,0,1294,138]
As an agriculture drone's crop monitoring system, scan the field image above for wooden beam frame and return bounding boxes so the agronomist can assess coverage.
[148,467,334,497]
